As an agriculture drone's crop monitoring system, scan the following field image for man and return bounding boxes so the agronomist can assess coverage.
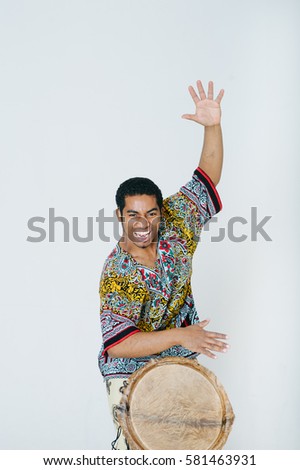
[98,80,229,449]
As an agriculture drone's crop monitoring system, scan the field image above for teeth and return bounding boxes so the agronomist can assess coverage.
[134,231,150,237]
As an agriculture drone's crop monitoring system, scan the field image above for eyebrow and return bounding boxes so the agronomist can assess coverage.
[126,207,159,214]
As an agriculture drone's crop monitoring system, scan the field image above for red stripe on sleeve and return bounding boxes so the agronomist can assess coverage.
[102,329,140,355]
[196,166,223,210]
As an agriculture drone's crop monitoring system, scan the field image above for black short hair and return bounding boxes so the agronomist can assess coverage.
[115,177,163,214]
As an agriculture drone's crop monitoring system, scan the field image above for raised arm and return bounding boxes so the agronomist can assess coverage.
[181,80,224,186]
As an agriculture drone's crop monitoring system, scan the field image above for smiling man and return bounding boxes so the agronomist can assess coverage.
[98,80,229,449]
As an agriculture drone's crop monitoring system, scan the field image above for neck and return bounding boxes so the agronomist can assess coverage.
[119,236,158,258]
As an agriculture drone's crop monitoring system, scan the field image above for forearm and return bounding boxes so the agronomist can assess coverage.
[198,124,223,186]
[107,328,182,358]
[107,320,229,360]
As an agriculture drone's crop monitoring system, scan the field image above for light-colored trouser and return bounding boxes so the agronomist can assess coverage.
[106,378,130,450]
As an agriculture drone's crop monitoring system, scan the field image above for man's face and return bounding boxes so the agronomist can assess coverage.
[117,194,162,248]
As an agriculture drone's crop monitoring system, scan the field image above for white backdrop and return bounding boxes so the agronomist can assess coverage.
[0,0,299,450]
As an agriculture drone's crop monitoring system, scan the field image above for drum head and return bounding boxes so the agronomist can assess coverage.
[117,357,235,450]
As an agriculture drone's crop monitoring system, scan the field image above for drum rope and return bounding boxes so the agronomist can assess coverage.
[111,425,130,450]
[111,426,122,450]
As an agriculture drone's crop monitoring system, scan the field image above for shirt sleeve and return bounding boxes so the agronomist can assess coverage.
[99,273,149,355]
[181,167,222,223]
[162,167,222,253]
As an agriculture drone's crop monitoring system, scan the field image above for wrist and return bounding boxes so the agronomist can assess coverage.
[204,123,221,130]
[169,326,184,347]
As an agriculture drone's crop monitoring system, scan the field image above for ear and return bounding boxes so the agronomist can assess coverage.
[115,208,122,222]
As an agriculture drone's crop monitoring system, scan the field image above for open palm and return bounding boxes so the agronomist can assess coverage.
[182,80,224,126]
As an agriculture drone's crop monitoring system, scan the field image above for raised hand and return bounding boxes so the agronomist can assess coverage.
[181,80,224,127]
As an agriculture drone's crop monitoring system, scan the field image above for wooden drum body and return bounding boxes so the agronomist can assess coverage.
[116,357,235,450]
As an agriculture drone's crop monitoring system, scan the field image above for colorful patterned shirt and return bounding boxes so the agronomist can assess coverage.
[98,167,222,380]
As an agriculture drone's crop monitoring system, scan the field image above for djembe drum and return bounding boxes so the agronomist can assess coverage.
[116,356,235,450]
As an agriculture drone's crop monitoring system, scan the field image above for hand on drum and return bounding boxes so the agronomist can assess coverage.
[180,319,229,359]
